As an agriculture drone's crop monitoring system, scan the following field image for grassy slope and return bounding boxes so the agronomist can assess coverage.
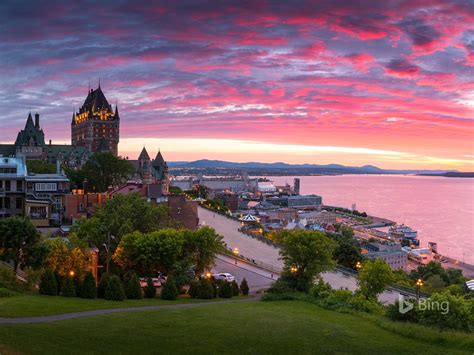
[1,301,472,354]
[0,294,209,317]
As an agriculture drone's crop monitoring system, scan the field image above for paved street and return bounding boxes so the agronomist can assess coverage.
[200,207,406,304]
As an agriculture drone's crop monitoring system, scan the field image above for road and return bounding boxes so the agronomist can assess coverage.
[200,207,407,304]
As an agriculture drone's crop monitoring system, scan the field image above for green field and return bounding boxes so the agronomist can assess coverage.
[1,300,473,354]
[0,294,212,318]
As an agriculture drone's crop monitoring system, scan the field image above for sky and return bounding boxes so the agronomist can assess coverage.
[0,0,473,170]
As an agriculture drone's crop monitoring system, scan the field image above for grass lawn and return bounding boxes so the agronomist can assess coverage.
[1,300,473,354]
[0,293,211,318]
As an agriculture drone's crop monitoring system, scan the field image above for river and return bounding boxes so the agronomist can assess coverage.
[267,175,474,264]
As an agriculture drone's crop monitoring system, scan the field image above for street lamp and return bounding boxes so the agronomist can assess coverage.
[415,278,423,300]
[355,261,362,270]
[233,247,239,265]
[69,270,75,277]
[205,272,212,279]
[290,265,298,273]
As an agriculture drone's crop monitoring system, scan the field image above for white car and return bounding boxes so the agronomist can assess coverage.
[139,277,162,288]
[213,273,235,282]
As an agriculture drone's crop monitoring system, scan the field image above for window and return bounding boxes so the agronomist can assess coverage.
[29,206,47,219]
[5,198,10,208]
[5,181,10,191]
[78,203,84,212]
[17,180,23,192]
[35,183,57,191]
[16,198,22,209]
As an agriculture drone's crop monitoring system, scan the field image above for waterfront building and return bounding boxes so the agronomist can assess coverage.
[362,242,407,270]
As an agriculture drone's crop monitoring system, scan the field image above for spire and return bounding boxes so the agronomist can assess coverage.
[153,150,165,166]
[114,102,119,117]
[138,146,150,160]
[98,77,101,88]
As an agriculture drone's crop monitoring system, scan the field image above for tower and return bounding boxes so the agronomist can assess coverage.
[152,150,169,194]
[71,85,120,156]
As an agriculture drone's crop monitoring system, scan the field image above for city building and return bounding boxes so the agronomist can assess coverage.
[0,156,27,218]
[168,195,199,230]
[64,191,108,222]
[71,85,120,157]
[362,242,407,270]
[129,148,170,195]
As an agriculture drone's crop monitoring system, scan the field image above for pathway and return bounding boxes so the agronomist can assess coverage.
[0,298,258,325]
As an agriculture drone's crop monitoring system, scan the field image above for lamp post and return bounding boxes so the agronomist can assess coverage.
[102,231,115,275]
[290,265,298,273]
[355,261,362,271]
[233,247,239,265]
[415,278,423,300]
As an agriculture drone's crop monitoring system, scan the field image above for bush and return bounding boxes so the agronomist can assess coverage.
[231,280,240,296]
[240,278,249,296]
[262,291,311,302]
[348,293,384,314]
[144,278,156,298]
[188,279,199,298]
[97,273,110,298]
[386,298,419,323]
[197,278,215,299]
[0,264,19,291]
[105,275,125,301]
[323,289,353,310]
[218,281,233,298]
[39,269,58,296]
[161,275,179,300]
[310,279,332,299]
[124,273,142,299]
[0,287,18,297]
[81,272,97,299]
[62,277,76,297]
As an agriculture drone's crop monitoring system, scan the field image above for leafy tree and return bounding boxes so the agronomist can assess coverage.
[39,269,58,296]
[105,275,125,301]
[144,278,156,298]
[169,186,183,195]
[0,264,18,290]
[43,238,90,277]
[197,278,215,299]
[161,275,178,300]
[358,259,393,300]
[188,279,199,298]
[240,278,249,296]
[424,274,446,292]
[97,273,110,298]
[124,272,142,299]
[218,281,233,298]
[81,271,97,299]
[183,227,224,275]
[62,277,76,297]
[0,217,41,271]
[328,232,362,269]
[26,160,56,174]
[276,230,336,292]
[231,280,240,296]
[66,152,134,192]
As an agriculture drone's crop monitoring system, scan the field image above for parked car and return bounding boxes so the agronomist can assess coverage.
[139,277,164,288]
[212,273,235,282]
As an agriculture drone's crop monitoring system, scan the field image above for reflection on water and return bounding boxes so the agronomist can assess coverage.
[268,175,474,264]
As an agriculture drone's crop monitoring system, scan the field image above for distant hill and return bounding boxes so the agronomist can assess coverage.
[168,159,463,175]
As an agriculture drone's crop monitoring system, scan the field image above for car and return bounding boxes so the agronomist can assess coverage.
[139,277,163,288]
[212,273,235,282]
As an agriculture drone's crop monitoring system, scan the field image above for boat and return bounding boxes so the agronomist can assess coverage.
[389,224,419,246]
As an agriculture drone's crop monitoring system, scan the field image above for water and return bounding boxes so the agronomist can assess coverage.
[268,175,474,264]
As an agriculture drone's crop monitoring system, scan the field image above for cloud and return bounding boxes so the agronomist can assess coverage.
[385,58,421,77]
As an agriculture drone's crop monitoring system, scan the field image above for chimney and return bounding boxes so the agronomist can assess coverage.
[35,113,40,128]
[49,139,52,146]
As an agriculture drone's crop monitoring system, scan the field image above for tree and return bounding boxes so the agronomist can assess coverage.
[0,217,41,271]
[188,279,199,298]
[97,273,110,298]
[81,271,97,299]
[240,278,249,296]
[105,275,125,301]
[358,259,393,300]
[39,269,58,296]
[161,275,178,300]
[328,232,362,269]
[26,160,56,174]
[197,278,215,299]
[0,264,18,290]
[231,280,240,296]
[424,274,446,292]
[276,230,336,292]
[42,238,91,278]
[218,281,233,298]
[62,277,76,297]
[183,227,224,275]
[144,278,156,298]
[66,152,135,192]
[124,272,142,299]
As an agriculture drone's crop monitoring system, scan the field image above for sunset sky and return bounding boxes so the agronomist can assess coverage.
[0,1,473,170]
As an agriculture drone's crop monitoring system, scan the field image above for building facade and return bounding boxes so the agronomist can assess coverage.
[71,85,120,157]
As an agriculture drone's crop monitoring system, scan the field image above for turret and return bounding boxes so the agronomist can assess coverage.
[34,113,40,129]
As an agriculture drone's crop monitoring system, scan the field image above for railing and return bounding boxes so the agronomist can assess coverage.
[223,248,283,273]
[0,261,27,282]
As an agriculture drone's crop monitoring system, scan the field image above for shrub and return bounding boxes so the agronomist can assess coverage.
[105,276,125,301]
[97,273,110,298]
[62,277,76,297]
[161,275,179,300]
[231,280,240,296]
[262,291,311,302]
[0,287,18,297]
[310,279,332,299]
[197,278,215,299]
[218,281,233,298]
[348,293,384,314]
[188,279,199,298]
[39,269,58,296]
[124,273,142,299]
[386,298,419,323]
[0,264,18,291]
[240,278,249,296]
[322,289,353,310]
[81,272,97,299]
[144,277,156,298]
